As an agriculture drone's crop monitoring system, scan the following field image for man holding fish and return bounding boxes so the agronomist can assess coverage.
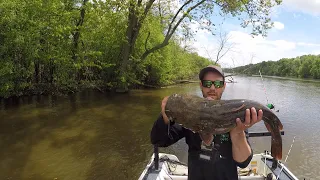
[151,65,264,180]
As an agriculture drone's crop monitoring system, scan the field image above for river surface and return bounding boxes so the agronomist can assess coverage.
[0,76,320,180]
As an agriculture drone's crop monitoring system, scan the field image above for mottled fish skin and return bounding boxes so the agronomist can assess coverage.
[165,93,283,160]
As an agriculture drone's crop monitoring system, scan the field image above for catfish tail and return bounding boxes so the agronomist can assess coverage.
[263,114,283,160]
[270,123,283,160]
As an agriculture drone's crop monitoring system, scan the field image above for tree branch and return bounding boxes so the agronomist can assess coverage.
[204,46,213,62]
[165,0,193,38]
[132,0,155,44]
[168,0,206,39]
[140,0,206,60]
[216,46,233,63]
[138,0,156,26]
[157,0,164,24]
[145,31,151,52]
[215,30,234,63]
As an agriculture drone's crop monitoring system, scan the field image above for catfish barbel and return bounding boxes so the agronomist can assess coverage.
[164,93,283,160]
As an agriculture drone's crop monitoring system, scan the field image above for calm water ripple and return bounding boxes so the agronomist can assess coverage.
[0,76,319,180]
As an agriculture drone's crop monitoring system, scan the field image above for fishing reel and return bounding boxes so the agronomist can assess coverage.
[267,103,279,112]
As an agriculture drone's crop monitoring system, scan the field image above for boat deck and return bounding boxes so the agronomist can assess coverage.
[139,152,299,180]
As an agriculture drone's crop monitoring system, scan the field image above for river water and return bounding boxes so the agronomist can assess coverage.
[0,76,319,180]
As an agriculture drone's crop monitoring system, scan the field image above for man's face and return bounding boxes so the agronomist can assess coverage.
[200,71,226,100]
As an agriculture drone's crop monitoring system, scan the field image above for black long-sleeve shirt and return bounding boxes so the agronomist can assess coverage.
[150,114,253,180]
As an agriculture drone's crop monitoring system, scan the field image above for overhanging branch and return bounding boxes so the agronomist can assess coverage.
[145,32,151,52]
[165,0,193,38]
[141,0,206,60]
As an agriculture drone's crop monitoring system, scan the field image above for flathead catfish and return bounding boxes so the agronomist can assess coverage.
[164,93,283,160]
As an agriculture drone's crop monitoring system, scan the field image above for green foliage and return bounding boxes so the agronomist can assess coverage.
[225,55,320,79]
[0,0,282,97]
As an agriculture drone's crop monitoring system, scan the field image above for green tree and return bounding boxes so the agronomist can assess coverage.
[228,54,320,80]
[0,0,290,98]
[116,0,283,92]
[310,58,320,79]
[298,55,313,78]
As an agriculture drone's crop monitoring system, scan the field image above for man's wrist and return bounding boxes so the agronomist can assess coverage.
[161,111,169,124]
[231,131,246,142]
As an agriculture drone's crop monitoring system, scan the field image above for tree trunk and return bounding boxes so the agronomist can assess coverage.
[34,59,40,84]
[72,0,87,62]
[116,1,142,93]
[49,59,54,84]
[117,44,131,93]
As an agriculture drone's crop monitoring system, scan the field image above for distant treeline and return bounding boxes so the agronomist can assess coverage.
[0,0,211,98]
[225,54,320,79]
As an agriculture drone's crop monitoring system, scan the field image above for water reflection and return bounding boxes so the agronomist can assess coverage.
[0,76,319,180]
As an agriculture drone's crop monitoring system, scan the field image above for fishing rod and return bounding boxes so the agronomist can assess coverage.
[276,136,296,180]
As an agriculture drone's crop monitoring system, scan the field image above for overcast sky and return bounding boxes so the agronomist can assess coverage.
[186,0,320,68]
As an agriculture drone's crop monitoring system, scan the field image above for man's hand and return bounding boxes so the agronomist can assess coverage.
[230,107,263,163]
[230,107,263,136]
[161,96,170,124]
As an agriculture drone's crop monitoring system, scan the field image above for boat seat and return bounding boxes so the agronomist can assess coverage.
[166,161,188,176]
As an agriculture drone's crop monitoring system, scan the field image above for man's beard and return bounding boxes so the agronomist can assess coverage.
[202,90,221,100]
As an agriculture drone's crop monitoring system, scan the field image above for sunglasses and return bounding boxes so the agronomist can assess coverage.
[201,80,224,88]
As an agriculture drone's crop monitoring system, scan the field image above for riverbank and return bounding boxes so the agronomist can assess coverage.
[3,73,320,99]
[0,81,109,99]
[251,74,320,83]
[0,78,201,99]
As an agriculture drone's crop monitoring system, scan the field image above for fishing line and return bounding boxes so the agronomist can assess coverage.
[276,136,296,180]
[259,70,269,105]
[258,70,277,111]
